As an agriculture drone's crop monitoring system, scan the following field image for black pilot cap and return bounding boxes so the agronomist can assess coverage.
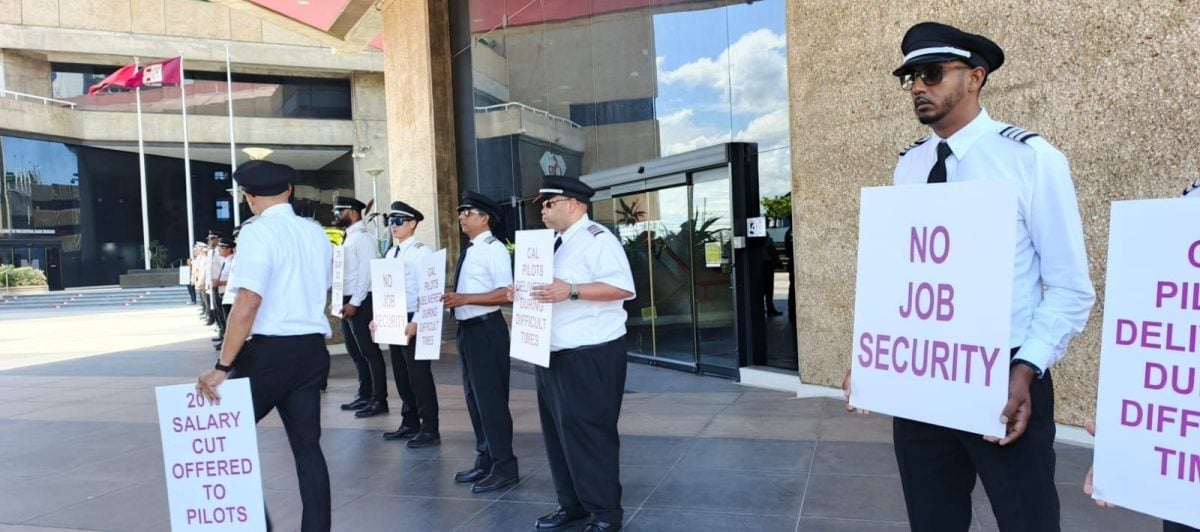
[457,190,500,219]
[333,196,367,212]
[234,160,294,196]
[893,22,1004,77]
[388,201,424,222]
[538,175,595,203]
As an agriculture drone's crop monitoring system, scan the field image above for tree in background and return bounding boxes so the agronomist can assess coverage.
[761,192,792,224]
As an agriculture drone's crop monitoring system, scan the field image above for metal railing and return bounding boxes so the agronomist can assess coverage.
[0,89,77,109]
[474,102,582,129]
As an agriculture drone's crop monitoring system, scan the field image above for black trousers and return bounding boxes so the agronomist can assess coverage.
[536,336,628,524]
[456,311,517,478]
[219,303,232,337]
[894,369,1058,532]
[389,312,439,433]
[1165,522,1199,532]
[187,284,197,304]
[214,296,229,337]
[229,334,331,532]
[340,294,387,402]
[199,288,212,318]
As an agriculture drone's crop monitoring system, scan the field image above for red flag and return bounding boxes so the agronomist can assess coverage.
[87,63,141,95]
[139,57,182,87]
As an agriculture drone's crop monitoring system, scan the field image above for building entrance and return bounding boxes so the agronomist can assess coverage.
[585,143,774,379]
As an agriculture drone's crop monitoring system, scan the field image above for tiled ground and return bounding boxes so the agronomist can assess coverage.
[0,308,1161,531]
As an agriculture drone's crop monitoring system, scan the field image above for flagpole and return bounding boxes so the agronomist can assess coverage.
[134,56,151,270]
[225,44,240,226]
[179,53,195,247]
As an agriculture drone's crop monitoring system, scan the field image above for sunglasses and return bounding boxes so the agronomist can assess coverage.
[897,64,972,91]
[541,198,571,210]
[387,216,412,226]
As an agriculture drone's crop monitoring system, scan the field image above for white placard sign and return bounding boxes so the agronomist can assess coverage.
[371,258,409,345]
[155,378,265,531]
[330,245,345,318]
[414,249,447,360]
[510,229,555,367]
[848,180,1016,438]
[1092,198,1200,528]
[179,265,191,285]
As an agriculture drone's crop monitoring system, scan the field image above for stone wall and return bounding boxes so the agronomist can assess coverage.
[786,0,1200,425]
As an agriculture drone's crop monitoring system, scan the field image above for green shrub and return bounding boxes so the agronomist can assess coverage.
[0,266,48,287]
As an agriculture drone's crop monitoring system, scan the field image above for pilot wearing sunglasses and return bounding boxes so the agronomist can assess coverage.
[843,21,1095,532]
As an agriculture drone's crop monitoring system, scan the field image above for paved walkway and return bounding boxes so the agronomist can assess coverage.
[0,307,1159,531]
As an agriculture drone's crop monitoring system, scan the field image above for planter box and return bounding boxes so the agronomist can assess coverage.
[119,269,180,289]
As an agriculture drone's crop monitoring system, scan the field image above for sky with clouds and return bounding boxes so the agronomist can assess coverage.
[653,0,792,199]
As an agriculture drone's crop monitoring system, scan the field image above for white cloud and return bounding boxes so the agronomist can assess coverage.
[658,108,730,156]
[658,28,788,115]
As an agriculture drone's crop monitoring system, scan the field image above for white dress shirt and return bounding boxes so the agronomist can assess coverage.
[454,230,513,320]
[549,215,636,351]
[217,256,232,296]
[205,249,222,290]
[226,203,333,337]
[894,109,1096,373]
[341,220,378,307]
[388,237,433,312]
[221,256,237,305]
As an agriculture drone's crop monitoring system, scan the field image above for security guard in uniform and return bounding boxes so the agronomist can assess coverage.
[196,160,334,532]
[375,201,440,448]
[843,22,1095,532]
[334,196,389,418]
[529,176,635,532]
[443,190,519,493]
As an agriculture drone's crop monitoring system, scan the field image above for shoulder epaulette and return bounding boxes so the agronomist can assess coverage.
[999,125,1040,144]
[414,241,425,248]
[587,224,605,237]
[1184,178,1200,198]
[240,215,258,226]
[485,236,498,244]
[899,136,930,156]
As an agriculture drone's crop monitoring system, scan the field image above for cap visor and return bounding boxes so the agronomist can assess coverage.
[892,53,966,76]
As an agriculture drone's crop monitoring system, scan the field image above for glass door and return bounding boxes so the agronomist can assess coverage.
[691,168,739,376]
[594,184,699,369]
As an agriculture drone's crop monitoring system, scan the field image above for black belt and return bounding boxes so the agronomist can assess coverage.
[551,336,624,356]
[457,310,501,326]
[249,333,325,341]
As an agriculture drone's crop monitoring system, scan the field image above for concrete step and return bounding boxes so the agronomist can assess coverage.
[0,287,191,311]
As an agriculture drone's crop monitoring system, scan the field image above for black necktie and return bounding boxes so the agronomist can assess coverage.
[553,236,562,254]
[927,141,952,184]
[453,242,471,291]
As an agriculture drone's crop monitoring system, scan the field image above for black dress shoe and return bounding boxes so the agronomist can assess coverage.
[583,520,621,532]
[340,397,368,411]
[454,467,488,483]
[354,400,389,418]
[406,432,440,448]
[382,425,420,440]
[535,507,589,529]
[471,473,518,493]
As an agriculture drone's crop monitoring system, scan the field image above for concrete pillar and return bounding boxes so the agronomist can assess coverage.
[379,0,459,251]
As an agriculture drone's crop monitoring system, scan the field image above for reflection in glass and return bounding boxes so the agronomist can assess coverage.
[52,63,352,119]
[0,134,352,288]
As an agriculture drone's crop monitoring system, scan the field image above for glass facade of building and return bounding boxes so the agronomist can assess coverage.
[51,63,353,120]
[460,0,796,370]
[0,134,353,288]
[461,0,791,215]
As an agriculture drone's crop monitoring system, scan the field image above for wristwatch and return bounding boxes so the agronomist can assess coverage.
[214,361,233,373]
[569,284,580,301]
